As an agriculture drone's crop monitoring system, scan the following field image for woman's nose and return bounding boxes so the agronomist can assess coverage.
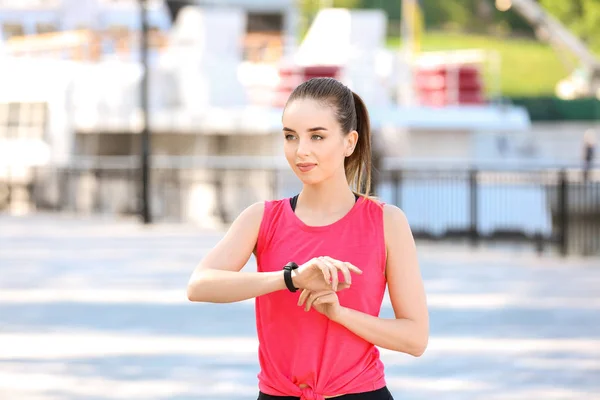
[296,139,311,156]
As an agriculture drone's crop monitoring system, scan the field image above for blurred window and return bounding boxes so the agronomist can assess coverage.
[2,23,24,39]
[0,103,47,140]
[36,22,57,34]
[244,13,284,63]
[0,103,8,139]
[247,12,283,33]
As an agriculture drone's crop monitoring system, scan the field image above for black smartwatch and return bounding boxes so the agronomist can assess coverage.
[283,262,299,292]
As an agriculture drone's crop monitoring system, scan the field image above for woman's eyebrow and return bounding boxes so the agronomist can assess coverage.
[282,127,328,132]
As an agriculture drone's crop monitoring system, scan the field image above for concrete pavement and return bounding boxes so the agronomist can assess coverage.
[1,214,599,400]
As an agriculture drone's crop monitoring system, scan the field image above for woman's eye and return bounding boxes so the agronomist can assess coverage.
[312,135,323,140]
[285,134,296,140]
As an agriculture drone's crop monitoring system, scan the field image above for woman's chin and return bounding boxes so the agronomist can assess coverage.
[296,175,323,186]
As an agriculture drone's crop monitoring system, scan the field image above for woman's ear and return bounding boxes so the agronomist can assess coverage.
[345,130,359,157]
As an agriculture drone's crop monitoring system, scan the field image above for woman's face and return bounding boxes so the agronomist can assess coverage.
[282,98,356,186]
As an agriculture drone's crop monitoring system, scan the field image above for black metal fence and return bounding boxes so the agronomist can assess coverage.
[1,162,599,256]
[381,168,599,256]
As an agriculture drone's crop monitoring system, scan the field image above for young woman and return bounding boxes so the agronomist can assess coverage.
[187,77,429,400]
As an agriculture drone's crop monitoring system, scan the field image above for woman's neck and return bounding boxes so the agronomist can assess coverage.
[297,175,357,214]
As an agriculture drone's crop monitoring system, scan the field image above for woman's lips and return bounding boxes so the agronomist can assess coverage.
[297,163,316,172]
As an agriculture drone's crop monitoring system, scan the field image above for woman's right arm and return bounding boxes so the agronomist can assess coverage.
[187,202,362,303]
[186,202,285,303]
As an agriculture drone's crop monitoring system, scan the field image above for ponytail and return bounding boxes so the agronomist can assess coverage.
[345,92,372,196]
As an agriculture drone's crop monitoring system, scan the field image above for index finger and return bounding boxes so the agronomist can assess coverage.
[344,261,362,274]
[324,257,363,275]
[314,258,332,286]
[322,258,339,291]
[324,256,352,285]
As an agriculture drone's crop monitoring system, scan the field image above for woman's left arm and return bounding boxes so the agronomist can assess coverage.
[302,205,429,356]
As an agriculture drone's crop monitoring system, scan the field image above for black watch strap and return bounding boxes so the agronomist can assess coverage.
[283,262,299,292]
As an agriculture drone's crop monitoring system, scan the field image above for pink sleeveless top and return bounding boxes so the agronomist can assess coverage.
[255,196,388,400]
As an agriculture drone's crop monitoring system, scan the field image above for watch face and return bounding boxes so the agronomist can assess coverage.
[286,262,296,270]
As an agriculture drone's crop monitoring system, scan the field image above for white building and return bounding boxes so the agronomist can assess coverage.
[0,1,535,226]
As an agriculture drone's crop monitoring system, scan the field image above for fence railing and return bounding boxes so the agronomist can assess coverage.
[1,158,599,256]
[380,168,599,256]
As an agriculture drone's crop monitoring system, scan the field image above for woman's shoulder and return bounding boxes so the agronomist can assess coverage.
[243,198,289,212]
[359,195,386,212]
[381,203,412,243]
[358,197,410,235]
[266,197,291,205]
[256,197,293,223]
[381,202,405,218]
[359,196,403,215]
[232,198,289,226]
[263,197,291,212]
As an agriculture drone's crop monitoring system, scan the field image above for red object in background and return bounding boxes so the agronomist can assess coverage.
[274,65,341,107]
[414,65,485,107]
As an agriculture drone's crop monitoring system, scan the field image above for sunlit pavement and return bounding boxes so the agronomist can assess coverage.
[1,214,599,400]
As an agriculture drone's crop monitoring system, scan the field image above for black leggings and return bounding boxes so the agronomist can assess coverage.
[258,386,393,400]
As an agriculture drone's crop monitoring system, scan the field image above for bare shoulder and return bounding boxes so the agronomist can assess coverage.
[223,201,265,241]
[383,203,407,222]
[382,204,415,250]
[236,201,265,226]
[383,203,411,232]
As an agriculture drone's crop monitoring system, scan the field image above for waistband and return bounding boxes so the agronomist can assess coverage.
[258,385,392,400]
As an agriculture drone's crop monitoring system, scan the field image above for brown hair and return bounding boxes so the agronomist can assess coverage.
[285,77,373,196]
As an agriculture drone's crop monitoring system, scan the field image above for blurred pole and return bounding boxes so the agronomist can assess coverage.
[469,169,479,247]
[558,169,569,256]
[140,0,152,224]
[399,0,423,106]
[401,0,422,55]
[165,0,192,22]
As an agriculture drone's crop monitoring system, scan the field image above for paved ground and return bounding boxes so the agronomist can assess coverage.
[1,213,599,400]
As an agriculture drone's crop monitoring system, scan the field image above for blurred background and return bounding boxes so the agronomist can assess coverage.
[0,0,599,399]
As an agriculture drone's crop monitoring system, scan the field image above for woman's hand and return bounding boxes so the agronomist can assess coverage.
[298,288,345,322]
[293,256,362,292]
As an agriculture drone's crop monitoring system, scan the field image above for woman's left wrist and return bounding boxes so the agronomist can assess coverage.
[331,306,349,324]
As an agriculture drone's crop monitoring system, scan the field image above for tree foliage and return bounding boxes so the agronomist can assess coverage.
[303,0,599,53]
[359,0,535,37]
[539,0,600,52]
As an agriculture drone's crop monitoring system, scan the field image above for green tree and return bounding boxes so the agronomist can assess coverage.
[420,0,534,35]
[360,0,534,36]
[539,0,600,53]
[334,0,362,7]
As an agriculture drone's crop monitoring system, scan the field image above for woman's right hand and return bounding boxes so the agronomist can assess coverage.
[292,256,362,292]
